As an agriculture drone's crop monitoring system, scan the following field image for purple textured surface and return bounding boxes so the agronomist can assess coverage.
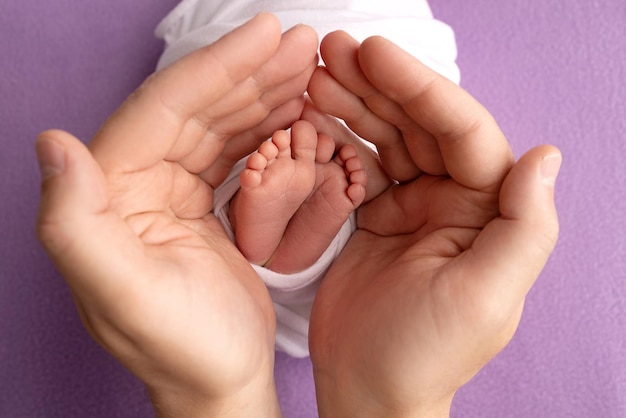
[1,1,624,417]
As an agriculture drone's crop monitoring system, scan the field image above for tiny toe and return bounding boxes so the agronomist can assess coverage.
[272,130,292,157]
[344,155,364,174]
[338,143,358,161]
[349,168,368,188]
[246,152,268,171]
[291,120,318,162]
[346,182,366,207]
[258,140,279,162]
[240,168,263,189]
[316,133,336,163]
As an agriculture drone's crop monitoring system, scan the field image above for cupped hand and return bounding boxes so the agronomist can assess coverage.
[308,31,561,416]
[35,14,318,417]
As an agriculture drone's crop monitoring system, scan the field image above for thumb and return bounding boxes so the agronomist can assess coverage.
[35,129,109,265]
[459,145,562,316]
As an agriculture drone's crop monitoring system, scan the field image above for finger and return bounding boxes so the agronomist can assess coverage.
[89,13,284,174]
[181,51,317,174]
[309,66,421,181]
[452,145,561,322]
[198,23,318,124]
[358,36,515,190]
[200,96,307,187]
[36,130,146,301]
[310,31,421,180]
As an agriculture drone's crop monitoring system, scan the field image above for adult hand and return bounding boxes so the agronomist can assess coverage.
[308,31,561,416]
[35,14,318,418]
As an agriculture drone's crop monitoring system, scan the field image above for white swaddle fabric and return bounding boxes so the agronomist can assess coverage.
[155,0,459,357]
[156,0,460,84]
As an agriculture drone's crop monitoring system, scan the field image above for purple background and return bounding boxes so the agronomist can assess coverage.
[1,0,624,417]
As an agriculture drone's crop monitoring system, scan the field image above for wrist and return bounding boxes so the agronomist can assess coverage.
[147,374,282,418]
[314,367,454,418]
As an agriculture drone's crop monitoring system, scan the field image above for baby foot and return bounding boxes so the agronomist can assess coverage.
[230,120,317,265]
[265,137,367,273]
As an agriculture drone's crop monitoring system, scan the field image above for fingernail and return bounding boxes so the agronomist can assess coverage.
[36,137,65,180]
[541,153,562,186]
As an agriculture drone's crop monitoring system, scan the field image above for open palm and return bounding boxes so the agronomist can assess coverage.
[308,32,560,415]
[37,14,318,411]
